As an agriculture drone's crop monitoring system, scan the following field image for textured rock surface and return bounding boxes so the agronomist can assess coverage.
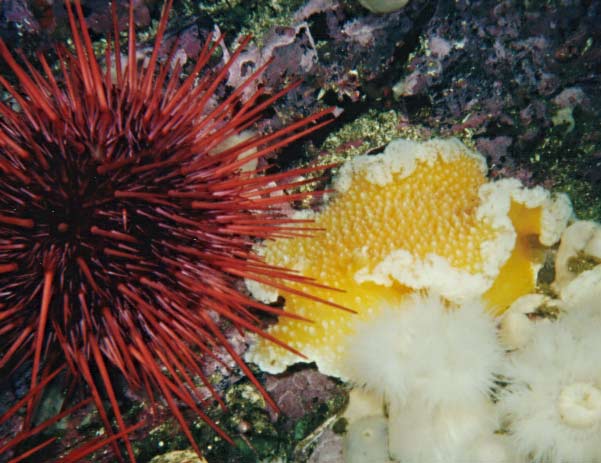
[1,1,599,462]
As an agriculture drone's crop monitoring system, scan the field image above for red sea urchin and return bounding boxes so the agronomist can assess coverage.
[0,1,340,461]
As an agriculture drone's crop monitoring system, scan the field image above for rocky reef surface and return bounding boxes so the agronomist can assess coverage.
[1,1,599,462]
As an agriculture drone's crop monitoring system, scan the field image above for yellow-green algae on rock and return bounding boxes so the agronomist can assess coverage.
[149,450,206,463]
[358,0,410,14]
[246,138,572,377]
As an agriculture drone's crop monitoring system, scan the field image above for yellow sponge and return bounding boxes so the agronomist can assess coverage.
[247,138,572,377]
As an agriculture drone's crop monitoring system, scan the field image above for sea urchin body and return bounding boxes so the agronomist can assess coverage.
[0,1,336,460]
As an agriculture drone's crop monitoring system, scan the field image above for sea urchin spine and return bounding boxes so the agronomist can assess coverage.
[0,1,339,460]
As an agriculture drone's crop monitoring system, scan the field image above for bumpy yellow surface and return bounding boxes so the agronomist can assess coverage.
[248,141,548,376]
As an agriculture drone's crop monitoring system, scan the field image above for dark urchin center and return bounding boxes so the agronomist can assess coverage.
[41,162,101,243]
[25,124,198,322]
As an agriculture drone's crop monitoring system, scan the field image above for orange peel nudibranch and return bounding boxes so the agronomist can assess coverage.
[246,138,572,377]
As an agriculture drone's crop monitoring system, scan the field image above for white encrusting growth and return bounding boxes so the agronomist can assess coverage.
[339,220,601,463]
[343,415,389,463]
[387,398,503,463]
[498,315,601,463]
[498,294,551,350]
[493,220,601,463]
[342,293,502,409]
[342,293,507,462]
[353,249,494,304]
[558,383,601,429]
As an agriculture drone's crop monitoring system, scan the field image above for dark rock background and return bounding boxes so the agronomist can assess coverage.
[1,0,599,461]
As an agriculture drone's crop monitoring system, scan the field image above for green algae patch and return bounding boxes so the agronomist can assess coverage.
[527,115,601,222]
[133,374,347,462]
